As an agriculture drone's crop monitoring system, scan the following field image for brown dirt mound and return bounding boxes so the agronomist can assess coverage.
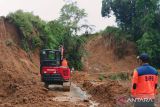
[83,80,129,107]
[83,35,138,73]
[0,18,20,45]
[0,19,89,107]
[0,39,44,106]
[79,35,138,106]
[71,71,88,84]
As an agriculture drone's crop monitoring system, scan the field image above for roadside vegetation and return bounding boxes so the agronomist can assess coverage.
[101,0,160,68]
[5,0,159,70]
[6,2,93,70]
[108,72,130,81]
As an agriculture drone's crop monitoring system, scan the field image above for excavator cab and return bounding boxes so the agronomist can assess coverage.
[40,49,61,67]
[40,49,71,91]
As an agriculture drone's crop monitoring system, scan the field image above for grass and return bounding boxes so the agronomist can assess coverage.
[108,72,129,81]
[98,73,107,81]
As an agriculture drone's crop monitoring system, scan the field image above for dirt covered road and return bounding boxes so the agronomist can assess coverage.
[0,40,98,107]
[0,19,139,107]
[0,20,96,107]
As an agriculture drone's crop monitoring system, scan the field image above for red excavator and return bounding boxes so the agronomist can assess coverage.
[40,46,71,91]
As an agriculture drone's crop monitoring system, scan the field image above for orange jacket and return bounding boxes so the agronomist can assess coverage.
[131,64,158,99]
[61,59,68,67]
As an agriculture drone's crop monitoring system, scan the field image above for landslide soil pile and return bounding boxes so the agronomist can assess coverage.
[0,18,88,107]
[83,80,129,107]
[0,18,139,107]
[83,35,138,73]
[0,18,48,107]
[77,35,139,106]
[72,72,130,107]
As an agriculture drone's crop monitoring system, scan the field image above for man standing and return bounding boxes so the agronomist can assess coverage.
[131,53,158,107]
[61,57,68,67]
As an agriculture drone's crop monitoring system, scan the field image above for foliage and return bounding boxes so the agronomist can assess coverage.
[109,72,129,81]
[59,1,87,35]
[31,36,42,49]
[101,0,160,67]
[101,0,159,40]
[98,74,106,81]
[57,2,89,70]
[6,10,47,51]
[137,30,160,67]
[102,26,129,40]
[47,19,86,70]
[64,35,87,70]
[102,0,136,34]
[47,20,67,49]
[6,6,87,70]
[47,19,87,70]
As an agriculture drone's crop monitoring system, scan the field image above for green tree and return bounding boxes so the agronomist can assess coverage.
[101,0,136,33]
[47,20,67,47]
[6,8,87,70]
[59,2,87,35]
[7,10,48,51]
[101,0,159,40]
[137,30,160,67]
[101,0,160,67]
[55,2,88,70]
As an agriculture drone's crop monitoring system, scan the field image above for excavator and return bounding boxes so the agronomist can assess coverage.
[40,46,71,91]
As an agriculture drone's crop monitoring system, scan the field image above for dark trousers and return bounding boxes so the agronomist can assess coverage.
[134,100,155,107]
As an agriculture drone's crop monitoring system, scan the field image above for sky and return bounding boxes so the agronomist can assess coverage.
[0,0,117,33]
